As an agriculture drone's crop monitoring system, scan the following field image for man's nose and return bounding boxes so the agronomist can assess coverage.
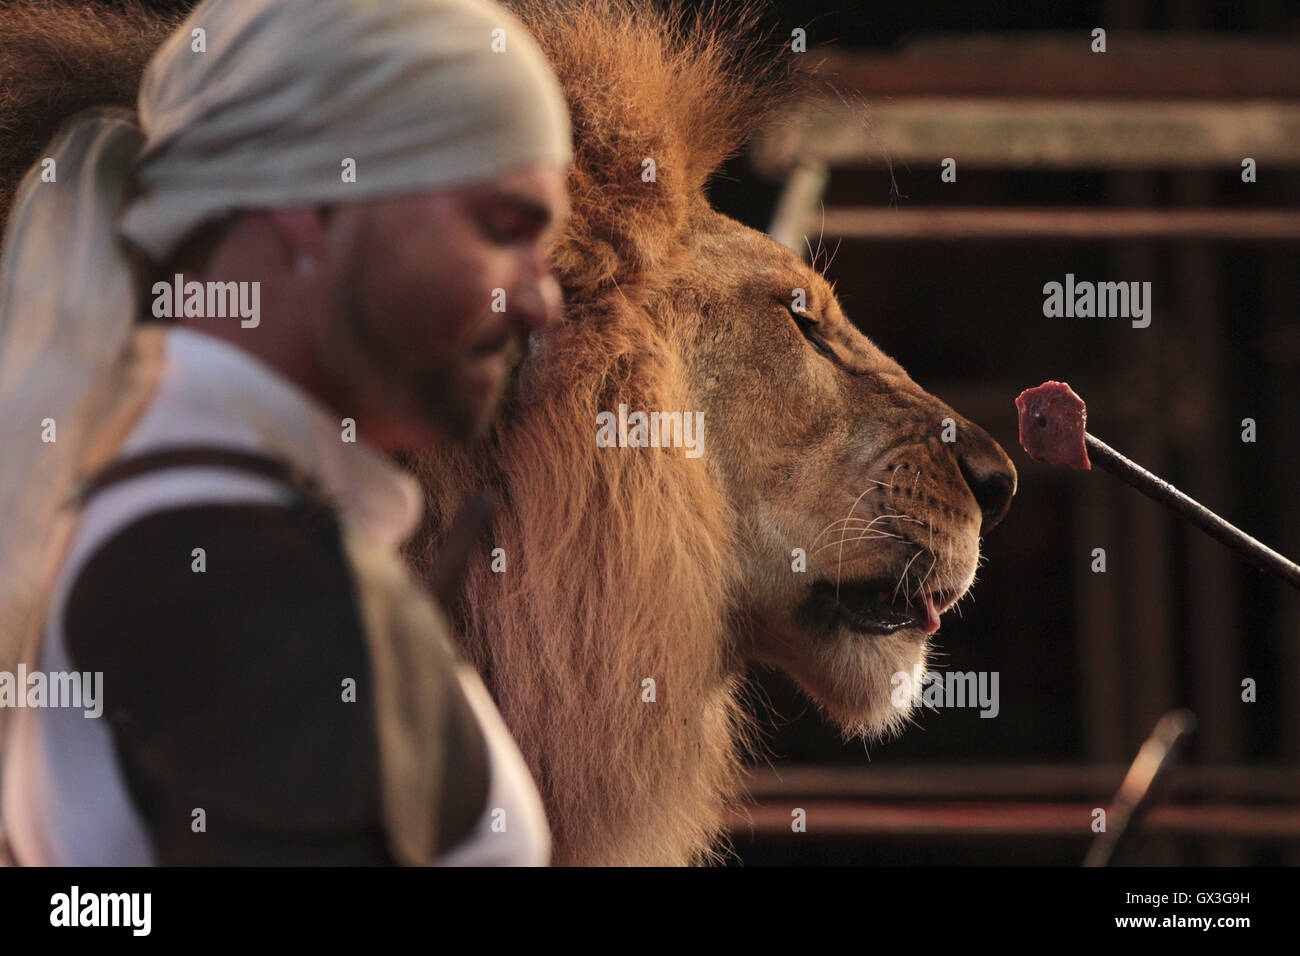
[952,420,1018,533]
[533,273,563,330]
[513,265,563,334]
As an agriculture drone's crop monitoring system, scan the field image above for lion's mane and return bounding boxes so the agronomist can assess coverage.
[407,1,813,865]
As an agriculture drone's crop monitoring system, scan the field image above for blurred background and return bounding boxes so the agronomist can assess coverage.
[708,0,1300,865]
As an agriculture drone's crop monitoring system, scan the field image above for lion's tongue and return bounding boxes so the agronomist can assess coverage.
[922,593,942,634]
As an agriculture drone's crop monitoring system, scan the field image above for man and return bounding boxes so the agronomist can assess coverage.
[0,0,571,865]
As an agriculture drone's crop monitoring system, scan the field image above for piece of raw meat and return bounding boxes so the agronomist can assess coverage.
[1015,381,1091,469]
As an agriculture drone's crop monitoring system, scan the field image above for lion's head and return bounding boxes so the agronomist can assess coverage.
[0,0,1016,867]
[669,209,1016,740]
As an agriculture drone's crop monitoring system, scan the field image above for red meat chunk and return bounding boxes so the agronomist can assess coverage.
[1015,381,1091,470]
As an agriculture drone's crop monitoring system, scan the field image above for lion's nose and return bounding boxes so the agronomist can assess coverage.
[953,421,1017,533]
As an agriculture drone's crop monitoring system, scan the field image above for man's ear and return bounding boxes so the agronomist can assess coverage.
[266,206,330,267]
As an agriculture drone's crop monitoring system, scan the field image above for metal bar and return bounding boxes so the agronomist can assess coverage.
[806,37,1300,100]
[1077,472,1127,761]
[766,160,829,257]
[740,764,1300,800]
[750,100,1300,172]
[727,803,1300,838]
[1084,709,1197,866]
[1086,433,1300,591]
[814,208,1300,241]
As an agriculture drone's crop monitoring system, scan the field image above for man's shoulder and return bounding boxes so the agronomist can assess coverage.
[62,499,362,695]
[56,497,492,864]
[67,499,348,614]
[58,500,393,865]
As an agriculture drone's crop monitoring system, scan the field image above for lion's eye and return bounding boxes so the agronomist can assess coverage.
[785,304,837,361]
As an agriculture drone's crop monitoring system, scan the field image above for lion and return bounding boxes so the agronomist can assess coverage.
[1,0,1017,866]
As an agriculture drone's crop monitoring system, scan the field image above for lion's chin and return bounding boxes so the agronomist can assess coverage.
[771,628,931,743]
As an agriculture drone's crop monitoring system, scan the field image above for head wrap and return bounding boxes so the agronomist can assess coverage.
[0,0,571,770]
[124,0,571,261]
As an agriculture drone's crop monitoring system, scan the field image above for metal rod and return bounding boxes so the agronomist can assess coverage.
[1085,433,1300,591]
[817,208,1300,241]
[1084,709,1197,866]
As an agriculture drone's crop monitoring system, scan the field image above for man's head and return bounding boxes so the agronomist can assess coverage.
[199,159,570,450]
[334,161,569,446]
[124,0,573,448]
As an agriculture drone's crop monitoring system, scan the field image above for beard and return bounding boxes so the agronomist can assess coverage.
[337,271,522,444]
[408,331,522,442]
[333,218,526,446]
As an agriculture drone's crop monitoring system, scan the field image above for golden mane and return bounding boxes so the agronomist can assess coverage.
[408,1,810,864]
[505,0,804,302]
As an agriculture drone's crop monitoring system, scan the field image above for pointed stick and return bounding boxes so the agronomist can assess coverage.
[1017,381,1300,592]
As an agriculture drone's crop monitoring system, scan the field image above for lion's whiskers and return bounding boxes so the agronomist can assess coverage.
[833,483,885,596]
[809,529,901,561]
[891,548,924,605]
[806,478,959,609]
[809,514,881,549]
[809,485,881,553]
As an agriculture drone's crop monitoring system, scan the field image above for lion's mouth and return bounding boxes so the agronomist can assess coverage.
[802,578,961,637]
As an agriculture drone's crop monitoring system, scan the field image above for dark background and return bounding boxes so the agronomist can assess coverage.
[698,0,1300,864]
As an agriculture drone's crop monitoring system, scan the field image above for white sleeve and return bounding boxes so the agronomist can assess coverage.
[433,664,551,867]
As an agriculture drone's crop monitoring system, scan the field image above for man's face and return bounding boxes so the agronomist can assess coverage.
[323,161,569,448]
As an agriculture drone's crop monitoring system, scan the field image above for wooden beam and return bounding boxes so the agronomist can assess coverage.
[804,35,1300,100]
[751,99,1300,172]
[740,764,1300,801]
[728,801,1300,839]
[801,208,1300,240]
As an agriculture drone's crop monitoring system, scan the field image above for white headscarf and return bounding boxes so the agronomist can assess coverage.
[0,0,570,734]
